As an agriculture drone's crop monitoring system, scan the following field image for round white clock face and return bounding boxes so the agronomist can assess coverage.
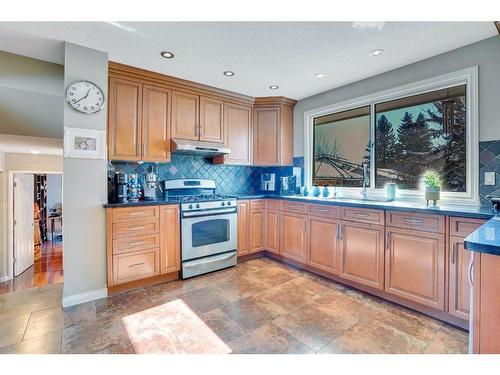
[65,80,105,114]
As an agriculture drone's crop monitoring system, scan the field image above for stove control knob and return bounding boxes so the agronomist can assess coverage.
[188,204,193,209]
[221,201,226,206]
[227,201,232,206]
[195,203,200,209]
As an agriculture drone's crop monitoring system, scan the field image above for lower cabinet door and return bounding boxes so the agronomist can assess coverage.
[385,227,445,310]
[307,216,340,274]
[159,205,180,274]
[265,209,280,254]
[280,211,307,263]
[339,222,385,290]
[113,248,160,285]
[237,200,250,255]
[249,209,265,252]
[448,236,471,320]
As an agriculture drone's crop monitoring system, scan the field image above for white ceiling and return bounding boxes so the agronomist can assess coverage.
[0,22,497,99]
[0,134,63,155]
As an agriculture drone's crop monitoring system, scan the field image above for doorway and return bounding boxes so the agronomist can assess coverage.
[0,172,63,294]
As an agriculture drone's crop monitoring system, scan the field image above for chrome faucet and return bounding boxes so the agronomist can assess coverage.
[360,162,369,199]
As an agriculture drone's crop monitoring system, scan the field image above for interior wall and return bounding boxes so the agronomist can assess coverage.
[62,42,108,305]
[293,36,500,157]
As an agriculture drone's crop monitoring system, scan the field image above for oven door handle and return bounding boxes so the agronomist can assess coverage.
[182,208,237,218]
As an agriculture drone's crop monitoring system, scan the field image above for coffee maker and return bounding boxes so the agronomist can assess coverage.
[114,172,129,203]
[260,173,276,191]
[143,165,160,201]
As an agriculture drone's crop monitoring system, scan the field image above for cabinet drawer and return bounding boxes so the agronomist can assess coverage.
[340,207,384,225]
[449,217,486,238]
[280,201,307,214]
[308,204,340,219]
[113,233,160,254]
[266,199,280,211]
[387,211,444,234]
[112,206,160,223]
[112,218,160,238]
[113,248,160,285]
[250,199,265,210]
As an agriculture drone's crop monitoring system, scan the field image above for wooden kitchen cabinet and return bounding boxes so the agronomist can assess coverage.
[249,208,265,252]
[265,204,280,254]
[385,227,445,310]
[339,222,385,290]
[108,78,170,162]
[142,85,171,162]
[108,77,143,161]
[171,90,199,141]
[213,102,252,165]
[159,205,180,274]
[280,211,307,263]
[237,200,250,255]
[199,96,224,143]
[307,216,340,274]
[253,97,296,166]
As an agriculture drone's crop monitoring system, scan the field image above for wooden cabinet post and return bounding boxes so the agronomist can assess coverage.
[237,200,250,255]
[159,205,180,274]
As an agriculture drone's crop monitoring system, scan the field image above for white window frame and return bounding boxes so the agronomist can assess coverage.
[304,66,479,206]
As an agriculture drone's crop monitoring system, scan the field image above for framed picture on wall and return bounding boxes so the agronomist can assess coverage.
[64,127,106,159]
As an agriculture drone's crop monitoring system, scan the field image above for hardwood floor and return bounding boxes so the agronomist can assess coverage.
[0,257,468,354]
[0,241,63,295]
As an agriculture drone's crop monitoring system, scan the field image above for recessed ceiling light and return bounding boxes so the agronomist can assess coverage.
[160,51,175,59]
[223,71,235,77]
[269,85,279,90]
[315,73,327,79]
[370,49,384,57]
[29,150,40,154]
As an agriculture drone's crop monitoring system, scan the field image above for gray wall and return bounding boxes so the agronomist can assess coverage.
[293,36,500,157]
[62,43,108,301]
[0,51,63,138]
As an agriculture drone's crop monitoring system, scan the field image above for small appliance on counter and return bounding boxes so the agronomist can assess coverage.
[280,176,297,196]
[260,173,276,191]
[143,165,160,201]
[487,195,500,213]
[114,172,129,203]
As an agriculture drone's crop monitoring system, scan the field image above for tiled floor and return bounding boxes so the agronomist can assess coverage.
[0,257,469,354]
[0,241,63,295]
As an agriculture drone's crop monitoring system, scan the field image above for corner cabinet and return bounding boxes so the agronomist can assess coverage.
[108,77,171,163]
[253,97,296,166]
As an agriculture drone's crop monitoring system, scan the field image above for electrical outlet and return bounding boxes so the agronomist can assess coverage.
[485,172,496,186]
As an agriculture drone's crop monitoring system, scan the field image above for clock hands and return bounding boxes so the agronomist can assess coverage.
[73,89,91,104]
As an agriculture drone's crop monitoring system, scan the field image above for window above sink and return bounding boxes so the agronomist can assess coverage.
[304,67,479,205]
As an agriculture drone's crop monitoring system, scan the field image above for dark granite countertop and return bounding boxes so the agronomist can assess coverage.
[104,194,497,220]
[465,216,500,256]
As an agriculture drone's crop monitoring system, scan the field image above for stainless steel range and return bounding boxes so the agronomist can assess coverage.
[162,179,237,279]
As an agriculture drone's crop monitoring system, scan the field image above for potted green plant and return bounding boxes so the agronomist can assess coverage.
[422,170,441,206]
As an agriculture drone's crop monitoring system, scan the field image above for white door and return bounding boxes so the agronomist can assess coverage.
[14,173,34,276]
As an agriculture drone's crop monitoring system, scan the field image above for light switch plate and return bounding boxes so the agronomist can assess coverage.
[485,172,496,186]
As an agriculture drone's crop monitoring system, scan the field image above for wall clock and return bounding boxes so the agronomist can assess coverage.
[65,80,105,114]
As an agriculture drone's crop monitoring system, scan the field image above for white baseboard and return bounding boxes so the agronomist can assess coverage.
[0,275,12,282]
[62,288,108,308]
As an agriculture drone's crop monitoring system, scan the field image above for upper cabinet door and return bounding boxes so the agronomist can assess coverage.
[171,91,199,141]
[199,96,224,143]
[108,77,142,161]
[253,107,280,166]
[142,85,171,162]
[222,103,252,165]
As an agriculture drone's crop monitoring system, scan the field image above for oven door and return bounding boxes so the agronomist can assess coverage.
[181,209,237,261]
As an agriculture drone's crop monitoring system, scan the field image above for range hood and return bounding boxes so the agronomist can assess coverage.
[171,138,231,157]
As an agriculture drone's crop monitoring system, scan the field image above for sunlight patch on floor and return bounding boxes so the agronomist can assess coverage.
[121,299,232,354]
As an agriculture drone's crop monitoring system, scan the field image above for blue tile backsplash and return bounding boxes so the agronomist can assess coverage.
[479,140,500,205]
[108,155,305,202]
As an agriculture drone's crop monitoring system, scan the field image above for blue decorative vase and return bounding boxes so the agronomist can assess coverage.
[302,186,309,196]
[322,186,329,198]
[312,186,321,197]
